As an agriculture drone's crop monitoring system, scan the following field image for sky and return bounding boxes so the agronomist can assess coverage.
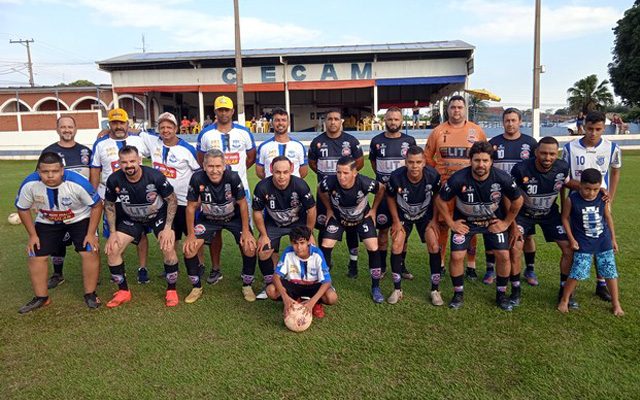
[0,0,634,110]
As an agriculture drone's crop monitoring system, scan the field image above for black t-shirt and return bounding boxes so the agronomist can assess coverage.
[489,134,538,174]
[440,167,521,224]
[511,158,569,220]
[369,133,417,183]
[42,142,92,178]
[386,166,441,221]
[105,166,174,223]
[253,175,315,227]
[308,132,363,183]
[187,169,245,222]
[319,174,379,224]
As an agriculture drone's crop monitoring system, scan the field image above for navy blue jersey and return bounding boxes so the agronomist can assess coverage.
[187,169,245,222]
[308,132,363,182]
[369,133,417,183]
[319,174,379,224]
[440,167,521,225]
[42,142,92,179]
[386,166,441,221]
[252,175,315,227]
[569,191,612,253]
[511,158,569,220]
[105,166,174,223]
[489,134,538,173]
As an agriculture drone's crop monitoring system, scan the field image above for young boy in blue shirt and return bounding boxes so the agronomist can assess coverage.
[558,168,623,316]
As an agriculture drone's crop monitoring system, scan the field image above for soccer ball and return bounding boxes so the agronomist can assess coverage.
[7,213,21,225]
[284,302,313,332]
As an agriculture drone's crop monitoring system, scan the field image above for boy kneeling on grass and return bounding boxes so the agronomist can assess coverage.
[558,168,623,316]
[266,226,337,319]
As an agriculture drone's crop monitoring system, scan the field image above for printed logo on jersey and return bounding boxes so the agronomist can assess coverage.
[400,142,410,158]
[153,162,177,179]
[341,141,351,156]
[80,148,90,165]
[225,152,240,165]
[596,155,606,166]
[224,183,233,200]
[467,129,478,144]
[60,196,73,207]
[41,209,75,222]
[326,224,339,234]
[520,144,532,160]
[146,192,157,202]
[291,192,300,207]
[376,214,388,226]
[194,224,206,235]
[452,233,466,245]
[439,147,468,159]
[317,214,327,226]
[110,160,120,172]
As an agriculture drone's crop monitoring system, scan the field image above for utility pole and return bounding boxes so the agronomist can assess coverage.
[9,39,35,87]
[233,0,246,125]
[532,0,541,139]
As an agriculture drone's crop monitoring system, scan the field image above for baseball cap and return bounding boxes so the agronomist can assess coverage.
[214,96,234,110]
[157,112,178,126]
[108,108,129,122]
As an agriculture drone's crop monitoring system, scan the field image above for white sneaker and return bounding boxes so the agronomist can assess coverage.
[256,288,268,300]
[387,289,403,304]
[430,290,444,306]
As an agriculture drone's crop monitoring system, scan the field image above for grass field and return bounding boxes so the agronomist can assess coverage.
[1,155,639,399]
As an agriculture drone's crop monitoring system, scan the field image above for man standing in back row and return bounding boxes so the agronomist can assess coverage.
[425,95,487,279]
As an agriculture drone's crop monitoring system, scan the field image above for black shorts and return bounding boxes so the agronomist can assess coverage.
[264,223,305,253]
[401,218,430,243]
[117,213,167,245]
[281,279,324,300]
[194,216,243,245]
[34,219,91,256]
[450,223,510,252]
[375,198,392,230]
[516,212,568,242]
[173,205,188,241]
[323,216,377,242]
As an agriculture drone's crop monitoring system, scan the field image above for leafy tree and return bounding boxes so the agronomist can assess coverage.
[608,1,640,106]
[56,79,96,87]
[566,74,613,113]
[468,95,488,122]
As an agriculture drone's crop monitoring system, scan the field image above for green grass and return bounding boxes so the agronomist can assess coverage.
[1,155,639,399]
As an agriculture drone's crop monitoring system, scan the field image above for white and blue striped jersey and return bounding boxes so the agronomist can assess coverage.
[15,170,100,225]
[562,137,622,189]
[196,122,256,190]
[256,136,307,177]
[142,133,201,206]
[276,245,331,285]
[90,133,150,197]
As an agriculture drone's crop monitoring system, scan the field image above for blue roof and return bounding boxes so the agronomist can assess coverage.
[97,40,474,66]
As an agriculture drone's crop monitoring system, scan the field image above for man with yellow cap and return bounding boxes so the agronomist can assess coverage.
[196,96,256,284]
[90,108,152,283]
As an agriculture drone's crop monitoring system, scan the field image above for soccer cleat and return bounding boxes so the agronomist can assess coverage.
[137,267,150,284]
[595,284,612,302]
[347,266,358,279]
[371,287,384,304]
[496,292,513,311]
[387,289,403,304]
[482,271,495,285]
[568,295,580,310]
[255,287,268,300]
[242,286,256,302]
[430,290,444,306]
[448,292,464,309]
[165,290,179,307]
[18,297,51,314]
[524,270,539,286]
[509,286,522,307]
[206,269,223,285]
[401,266,414,281]
[312,303,325,318]
[465,268,478,281]
[84,293,102,309]
[47,273,65,289]
[106,290,131,308]
[185,287,203,304]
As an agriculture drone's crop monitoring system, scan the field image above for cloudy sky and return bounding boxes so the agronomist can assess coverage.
[0,0,633,109]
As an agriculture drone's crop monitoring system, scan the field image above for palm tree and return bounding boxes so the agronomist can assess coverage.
[468,95,488,122]
[567,74,614,113]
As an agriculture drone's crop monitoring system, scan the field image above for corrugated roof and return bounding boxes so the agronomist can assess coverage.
[97,41,474,65]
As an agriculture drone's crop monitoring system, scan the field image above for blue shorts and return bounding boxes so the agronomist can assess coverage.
[569,250,618,280]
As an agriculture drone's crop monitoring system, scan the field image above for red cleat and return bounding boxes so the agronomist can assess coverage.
[106,290,131,308]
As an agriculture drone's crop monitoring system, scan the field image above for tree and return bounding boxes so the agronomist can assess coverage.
[468,95,488,122]
[608,1,640,106]
[566,75,613,113]
[56,79,96,87]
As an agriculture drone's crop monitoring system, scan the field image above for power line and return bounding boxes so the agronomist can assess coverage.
[9,38,35,87]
